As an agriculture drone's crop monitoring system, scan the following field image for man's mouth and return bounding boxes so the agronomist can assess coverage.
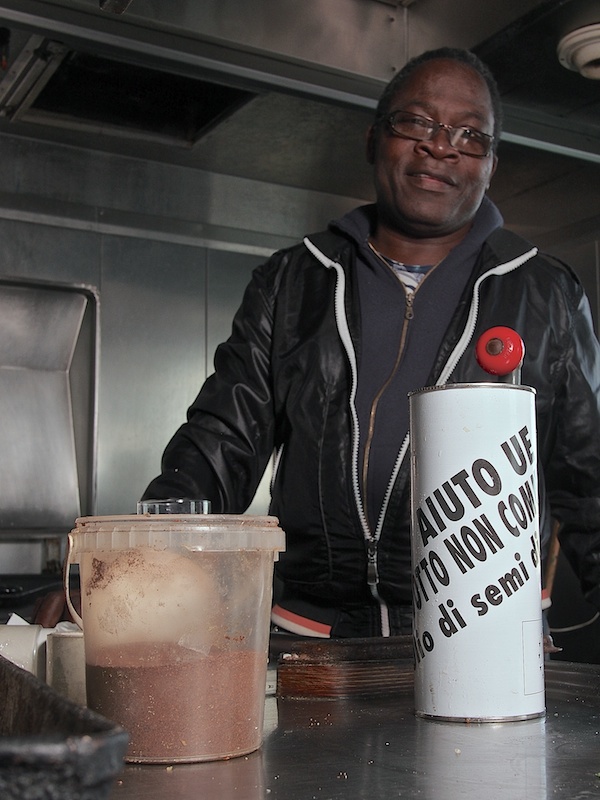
[408,170,456,187]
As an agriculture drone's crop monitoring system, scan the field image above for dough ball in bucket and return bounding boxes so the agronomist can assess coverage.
[81,546,219,661]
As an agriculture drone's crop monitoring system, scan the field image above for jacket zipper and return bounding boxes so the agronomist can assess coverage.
[303,236,537,634]
[361,288,413,514]
[362,261,439,532]
[374,245,538,542]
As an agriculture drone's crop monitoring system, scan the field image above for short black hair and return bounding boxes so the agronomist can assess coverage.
[375,47,503,152]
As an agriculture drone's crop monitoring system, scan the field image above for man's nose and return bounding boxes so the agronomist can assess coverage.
[416,128,459,158]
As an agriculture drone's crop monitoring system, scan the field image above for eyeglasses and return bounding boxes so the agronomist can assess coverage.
[382,110,494,158]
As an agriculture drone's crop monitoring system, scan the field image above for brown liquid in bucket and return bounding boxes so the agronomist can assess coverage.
[66,515,285,763]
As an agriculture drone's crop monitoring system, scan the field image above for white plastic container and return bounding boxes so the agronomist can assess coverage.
[409,384,545,721]
[0,624,45,678]
[66,513,285,762]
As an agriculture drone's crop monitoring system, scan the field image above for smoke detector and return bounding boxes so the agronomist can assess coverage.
[557,22,600,79]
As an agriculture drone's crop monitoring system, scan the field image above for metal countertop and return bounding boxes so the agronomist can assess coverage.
[110,661,600,800]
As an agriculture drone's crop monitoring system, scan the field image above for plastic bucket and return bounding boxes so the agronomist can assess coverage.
[409,384,545,721]
[66,514,285,762]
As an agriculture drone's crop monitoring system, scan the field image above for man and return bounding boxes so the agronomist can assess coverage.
[143,48,600,638]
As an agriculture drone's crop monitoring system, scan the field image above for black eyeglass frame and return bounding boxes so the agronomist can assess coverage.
[380,109,495,158]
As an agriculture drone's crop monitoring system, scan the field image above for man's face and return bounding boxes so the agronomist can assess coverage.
[368,59,498,240]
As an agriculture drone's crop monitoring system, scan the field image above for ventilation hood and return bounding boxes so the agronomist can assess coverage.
[0,33,256,147]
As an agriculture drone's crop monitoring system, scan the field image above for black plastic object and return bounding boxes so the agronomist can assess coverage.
[0,654,128,800]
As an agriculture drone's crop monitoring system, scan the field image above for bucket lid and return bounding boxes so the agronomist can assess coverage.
[69,514,286,553]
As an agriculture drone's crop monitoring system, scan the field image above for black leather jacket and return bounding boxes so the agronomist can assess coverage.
[144,224,600,613]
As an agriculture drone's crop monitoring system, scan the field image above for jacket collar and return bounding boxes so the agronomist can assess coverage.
[327,196,504,267]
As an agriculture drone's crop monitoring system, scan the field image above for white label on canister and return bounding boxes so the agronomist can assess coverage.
[409,384,545,721]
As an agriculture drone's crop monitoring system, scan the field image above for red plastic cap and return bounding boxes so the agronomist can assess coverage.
[475,326,525,376]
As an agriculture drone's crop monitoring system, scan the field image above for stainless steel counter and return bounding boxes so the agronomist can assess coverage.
[111,661,600,800]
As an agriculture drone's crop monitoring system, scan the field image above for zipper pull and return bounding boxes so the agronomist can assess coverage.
[367,539,379,586]
[405,292,415,320]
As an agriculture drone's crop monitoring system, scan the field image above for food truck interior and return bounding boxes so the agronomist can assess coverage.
[0,0,599,661]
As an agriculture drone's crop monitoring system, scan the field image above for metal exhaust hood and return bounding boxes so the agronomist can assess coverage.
[0,33,256,148]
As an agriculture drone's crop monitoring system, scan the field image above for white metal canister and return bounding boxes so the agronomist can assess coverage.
[409,383,545,721]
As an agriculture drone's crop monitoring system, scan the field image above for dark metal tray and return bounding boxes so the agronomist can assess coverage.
[0,654,128,800]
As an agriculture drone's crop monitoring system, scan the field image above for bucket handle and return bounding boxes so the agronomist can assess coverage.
[64,533,84,630]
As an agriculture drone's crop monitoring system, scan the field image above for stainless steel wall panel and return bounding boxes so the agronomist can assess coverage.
[0,542,43,573]
[0,134,360,246]
[95,235,208,514]
[0,217,101,288]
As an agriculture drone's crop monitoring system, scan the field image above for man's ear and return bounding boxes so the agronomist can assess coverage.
[366,125,377,165]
